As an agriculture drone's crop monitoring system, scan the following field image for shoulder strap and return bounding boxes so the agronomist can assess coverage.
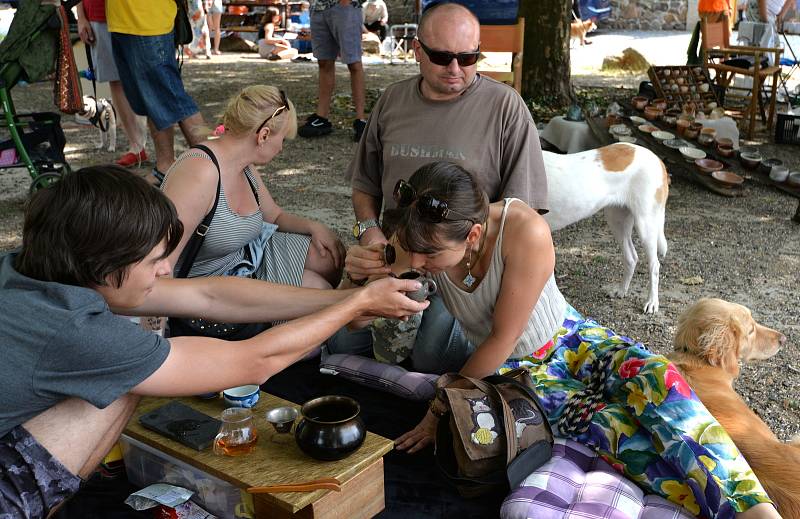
[175,144,221,279]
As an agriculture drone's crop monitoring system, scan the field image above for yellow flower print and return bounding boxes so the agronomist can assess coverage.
[565,342,593,375]
[625,381,650,415]
[661,480,701,516]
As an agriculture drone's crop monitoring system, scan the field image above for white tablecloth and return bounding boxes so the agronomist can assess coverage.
[540,116,602,153]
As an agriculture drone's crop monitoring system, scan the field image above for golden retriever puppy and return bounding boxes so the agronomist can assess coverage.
[670,298,799,518]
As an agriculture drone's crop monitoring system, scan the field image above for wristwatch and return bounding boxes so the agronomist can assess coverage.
[352,218,379,240]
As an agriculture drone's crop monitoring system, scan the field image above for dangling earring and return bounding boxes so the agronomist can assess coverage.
[462,247,476,288]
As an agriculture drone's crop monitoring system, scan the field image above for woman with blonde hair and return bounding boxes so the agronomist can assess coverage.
[161,85,344,337]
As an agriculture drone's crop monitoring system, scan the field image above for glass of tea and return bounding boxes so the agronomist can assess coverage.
[213,407,258,456]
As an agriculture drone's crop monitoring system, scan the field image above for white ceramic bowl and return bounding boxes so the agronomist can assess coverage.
[629,116,646,125]
[609,124,632,136]
[616,135,637,143]
[223,385,260,408]
[769,166,789,183]
[788,171,800,187]
[652,130,675,141]
[679,146,706,161]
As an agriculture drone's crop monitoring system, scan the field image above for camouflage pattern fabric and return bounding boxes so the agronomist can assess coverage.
[371,313,422,364]
[0,426,81,519]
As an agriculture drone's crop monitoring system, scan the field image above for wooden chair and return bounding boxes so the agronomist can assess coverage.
[477,18,524,93]
[700,18,782,138]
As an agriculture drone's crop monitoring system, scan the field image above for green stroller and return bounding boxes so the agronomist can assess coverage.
[0,0,81,193]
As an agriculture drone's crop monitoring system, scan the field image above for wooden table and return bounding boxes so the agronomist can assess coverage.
[124,393,394,519]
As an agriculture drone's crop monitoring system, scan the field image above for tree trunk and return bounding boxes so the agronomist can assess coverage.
[519,0,573,104]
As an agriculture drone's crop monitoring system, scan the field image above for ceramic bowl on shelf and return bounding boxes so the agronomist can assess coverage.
[616,135,637,143]
[632,96,649,110]
[644,106,663,121]
[652,130,675,141]
[715,137,734,149]
[638,124,659,133]
[664,138,691,149]
[739,153,762,171]
[609,124,631,135]
[711,170,744,187]
[694,158,724,175]
[769,166,790,183]
[788,171,800,187]
[717,144,736,158]
[629,115,646,125]
[680,146,706,162]
[760,158,783,174]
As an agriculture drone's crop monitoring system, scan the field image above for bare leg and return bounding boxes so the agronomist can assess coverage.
[315,60,336,118]
[304,244,341,288]
[23,395,141,480]
[209,13,222,53]
[149,119,175,173]
[178,112,209,147]
[109,81,146,154]
[347,60,365,120]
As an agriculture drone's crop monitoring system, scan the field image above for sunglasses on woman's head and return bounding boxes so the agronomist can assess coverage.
[416,38,481,67]
[255,90,289,134]
[393,179,474,223]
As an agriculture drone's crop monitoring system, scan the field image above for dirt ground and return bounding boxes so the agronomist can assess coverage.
[2,53,798,440]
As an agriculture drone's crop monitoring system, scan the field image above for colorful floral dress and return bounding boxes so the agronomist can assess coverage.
[501,305,772,519]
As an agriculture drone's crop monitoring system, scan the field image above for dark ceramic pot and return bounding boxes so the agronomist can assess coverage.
[295,396,366,461]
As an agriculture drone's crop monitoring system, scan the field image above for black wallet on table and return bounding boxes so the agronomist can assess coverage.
[139,401,221,451]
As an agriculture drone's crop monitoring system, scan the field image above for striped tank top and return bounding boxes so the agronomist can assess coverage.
[433,198,567,358]
[164,150,264,277]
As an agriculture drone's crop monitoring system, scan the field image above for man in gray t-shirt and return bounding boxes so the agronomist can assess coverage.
[346,2,548,252]
[0,166,426,519]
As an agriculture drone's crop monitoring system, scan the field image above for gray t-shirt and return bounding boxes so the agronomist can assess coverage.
[0,253,171,437]
[346,74,549,212]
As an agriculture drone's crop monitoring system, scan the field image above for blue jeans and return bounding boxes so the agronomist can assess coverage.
[111,31,199,131]
[327,293,475,374]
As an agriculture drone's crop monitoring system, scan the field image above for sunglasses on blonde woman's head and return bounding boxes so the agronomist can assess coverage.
[255,90,289,134]
[416,38,480,67]
[393,179,475,223]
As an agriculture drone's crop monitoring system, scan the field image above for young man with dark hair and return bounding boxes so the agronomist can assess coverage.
[0,166,427,519]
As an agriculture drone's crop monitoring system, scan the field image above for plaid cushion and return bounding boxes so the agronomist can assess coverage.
[319,353,437,400]
[501,439,694,519]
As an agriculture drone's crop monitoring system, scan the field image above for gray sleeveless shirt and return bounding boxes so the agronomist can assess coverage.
[433,198,567,358]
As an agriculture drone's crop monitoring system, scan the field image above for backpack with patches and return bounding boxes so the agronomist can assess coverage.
[434,369,554,497]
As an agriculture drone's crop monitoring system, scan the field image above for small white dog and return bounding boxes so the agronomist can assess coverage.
[542,143,669,313]
[76,96,117,152]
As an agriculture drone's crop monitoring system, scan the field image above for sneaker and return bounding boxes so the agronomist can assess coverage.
[298,114,333,138]
[115,149,148,168]
[353,119,367,142]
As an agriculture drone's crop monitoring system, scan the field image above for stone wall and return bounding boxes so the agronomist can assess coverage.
[604,0,689,30]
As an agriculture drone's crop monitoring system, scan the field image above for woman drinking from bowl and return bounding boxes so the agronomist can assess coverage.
[161,85,345,337]
[341,161,778,519]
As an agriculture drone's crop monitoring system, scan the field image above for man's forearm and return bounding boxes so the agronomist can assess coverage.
[133,276,354,322]
[353,188,387,244]
[352,188,382,221]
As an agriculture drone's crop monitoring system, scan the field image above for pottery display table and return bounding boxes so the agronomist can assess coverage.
[541,115,602,153]
[123,393,394,519]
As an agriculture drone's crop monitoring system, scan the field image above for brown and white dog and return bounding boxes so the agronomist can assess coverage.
[570,18,597,47]
[670,298,800,518]
[543,143,669,313]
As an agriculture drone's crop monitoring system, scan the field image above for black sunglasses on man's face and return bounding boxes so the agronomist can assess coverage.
[416,38,480,67]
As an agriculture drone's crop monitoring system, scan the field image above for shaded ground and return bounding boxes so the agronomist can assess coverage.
[1,46,798,440]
